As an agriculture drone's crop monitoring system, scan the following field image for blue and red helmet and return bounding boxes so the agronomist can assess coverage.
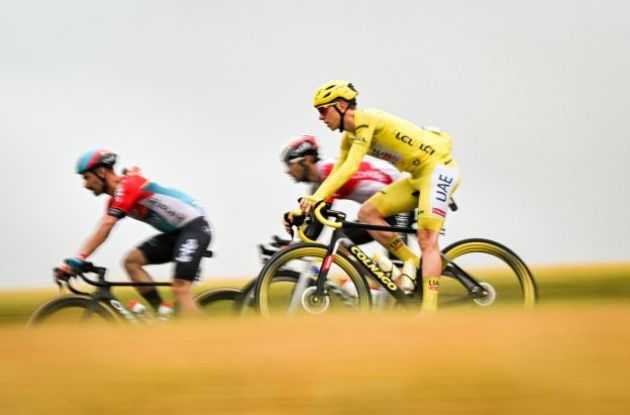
[76,149,117,174]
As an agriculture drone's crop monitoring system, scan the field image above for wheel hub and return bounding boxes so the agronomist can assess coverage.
[473,282,497,306]
[301,286,330,314]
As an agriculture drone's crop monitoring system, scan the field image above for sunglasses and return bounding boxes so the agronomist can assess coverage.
[316,103,337,116]
[283,157,303,167]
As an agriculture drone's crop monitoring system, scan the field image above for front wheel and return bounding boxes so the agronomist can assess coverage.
[440,238,538,309]
[238,270,303,316]
[254,243,372,316]
[27,295,118,326]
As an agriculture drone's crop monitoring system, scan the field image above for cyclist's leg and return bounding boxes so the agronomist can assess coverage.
[172,278,197,315]
[125,233,176,310]
[386,211,414,260]
[359,178,419,264]
[413,161,460,312]
[344,211,414,251]
[171,217,212,315]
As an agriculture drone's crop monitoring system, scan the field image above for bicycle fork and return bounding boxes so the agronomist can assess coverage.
[314,237,345,297]
[287,263,319,314]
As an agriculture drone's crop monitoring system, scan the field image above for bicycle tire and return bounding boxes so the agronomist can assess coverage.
[255,243,371,316]
[27,295,118,326]
[441,238,538,308]
[238,270,305,315]
[196,287,243,316]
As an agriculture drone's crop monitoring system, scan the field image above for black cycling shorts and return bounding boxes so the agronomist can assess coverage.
[137,216,212,281]
[344,211,414,246]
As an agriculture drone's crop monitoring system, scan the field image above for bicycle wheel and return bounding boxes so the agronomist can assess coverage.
[196,288,243,317]
[239,270,306,315]
[440,238,538,309]
[28,295,118,326]
[255,243,372,316]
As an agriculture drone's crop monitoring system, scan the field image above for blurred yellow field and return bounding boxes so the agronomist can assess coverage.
[1,305,630,415]
[1,263,629,414]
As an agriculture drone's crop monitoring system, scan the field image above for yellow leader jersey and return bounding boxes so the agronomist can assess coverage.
[313,108,454,201]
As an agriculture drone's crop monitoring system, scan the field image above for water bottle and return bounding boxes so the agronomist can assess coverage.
[400,260,417,293]
[370,287,388,309]
[371,252,402,281]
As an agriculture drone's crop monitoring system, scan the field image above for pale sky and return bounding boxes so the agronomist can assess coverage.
[1,0,628,288]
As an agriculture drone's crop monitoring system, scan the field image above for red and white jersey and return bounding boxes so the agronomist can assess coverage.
[312,156,402,203]
[107,174,206,233]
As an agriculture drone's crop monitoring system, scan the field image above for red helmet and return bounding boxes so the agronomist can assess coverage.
[280,135,319,165]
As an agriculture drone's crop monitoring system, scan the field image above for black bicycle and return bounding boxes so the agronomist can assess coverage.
[28,252,221,325]
[254,202,538,316]
[194,236,305,316]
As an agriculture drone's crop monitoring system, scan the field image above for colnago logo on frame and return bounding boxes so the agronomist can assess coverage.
[176,239,199,262]
[350,246,398,291]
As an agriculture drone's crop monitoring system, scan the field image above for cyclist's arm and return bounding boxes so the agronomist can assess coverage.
[326,135,350,177]
[312,145,368,200]
[76,215,119,258]
[77,174,144,257]
[312,128,374,201]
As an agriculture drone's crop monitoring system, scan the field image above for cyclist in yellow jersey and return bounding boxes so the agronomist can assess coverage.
[300,80,460,313]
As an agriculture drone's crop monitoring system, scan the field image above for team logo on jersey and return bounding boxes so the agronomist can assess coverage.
[432,207,446,218]
[175,239,199,262]
[419,143,436,156]
[353,136,368,145]
[114,186,125,202]
[395,132,413,146]
[436,174,454,202]
[145,197,187,224]
[369,144,401,165]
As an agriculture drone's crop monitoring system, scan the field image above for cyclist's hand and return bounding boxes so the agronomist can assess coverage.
[299,195,321,213]
[283,211,305,234]
[53,264,73,282]
[64,256,87,272]
[283,212,293,234]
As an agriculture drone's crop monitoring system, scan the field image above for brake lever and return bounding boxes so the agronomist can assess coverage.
[52,266,72,293]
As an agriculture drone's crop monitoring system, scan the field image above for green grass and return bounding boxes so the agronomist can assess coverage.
[532,263,630,302]
[0,277,250,326]
[1,262,629,326]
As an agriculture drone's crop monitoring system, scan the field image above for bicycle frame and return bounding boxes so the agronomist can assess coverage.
[64,265,172,323]
[311,211,489,306]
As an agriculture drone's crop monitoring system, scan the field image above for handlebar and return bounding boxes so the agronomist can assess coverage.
[287,201,348,243]
[53,262,171,295]
[312,202,343,229]
[285,209,318,243]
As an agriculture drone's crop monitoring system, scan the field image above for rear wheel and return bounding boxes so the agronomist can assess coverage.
[196,288,243,317]
[28,295,117,326]
[439,238,538,309]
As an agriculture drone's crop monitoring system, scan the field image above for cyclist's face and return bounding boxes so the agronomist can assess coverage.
[285,160,309,183]
[82,171,103,196]
[316,103,341,131]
